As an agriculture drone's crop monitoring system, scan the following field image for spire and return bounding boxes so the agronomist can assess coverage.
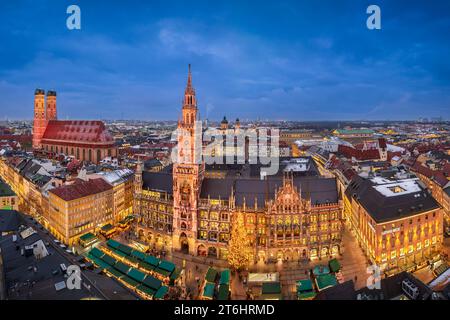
[183,64,196,109]
[187,64,192,87]
[185,64,194,95]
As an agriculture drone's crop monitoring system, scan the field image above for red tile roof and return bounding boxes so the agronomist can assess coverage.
[411,162,449,187]
[50,178,112,201]
[41,120,114,145]
[338,145,381,161]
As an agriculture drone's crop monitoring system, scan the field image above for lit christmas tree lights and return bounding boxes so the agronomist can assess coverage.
[227,211,253,271]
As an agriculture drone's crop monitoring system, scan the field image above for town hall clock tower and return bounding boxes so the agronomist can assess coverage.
[172,65,204,255]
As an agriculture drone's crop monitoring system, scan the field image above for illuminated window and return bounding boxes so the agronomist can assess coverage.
[391,250,396,259]
[400,248,405,257]
[200,210,208,219]
[425,239,430,247]
[210,211,218,220]
[417,242,422,250]
[408,245,414,254]
[432,236,436,244]
[381,253,387,262]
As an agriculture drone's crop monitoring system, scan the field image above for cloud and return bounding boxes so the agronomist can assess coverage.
[0,2,449,120]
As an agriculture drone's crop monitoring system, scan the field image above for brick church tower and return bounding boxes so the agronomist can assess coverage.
[46,90,57,121]
[172,64,205,255]
[32,89,47,149]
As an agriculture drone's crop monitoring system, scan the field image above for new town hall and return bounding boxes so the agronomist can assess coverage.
[134,66,343,262]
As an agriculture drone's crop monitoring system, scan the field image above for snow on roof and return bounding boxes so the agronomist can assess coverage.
[371,177,422,197]
[387,144,406,153]
[97,168,134,185]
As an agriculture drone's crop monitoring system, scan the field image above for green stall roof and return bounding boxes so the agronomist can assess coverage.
[202,282,215,299]
[158,260,175,273]
[296,279,313,293]
[128,268,146,283]
[170,268,182,281]
[118,244,133,255]
[154,286,169,300]
[220,269,230,285]
[205,267,218,283]
[131,250,146,261]
[313,265,330,276]
[86,254,109,270]
[217,284,229,300]
[298,291,316,300]
[137,285,156,297]
[315,274,338,291]
[262,282,281,295]
[144,255,160,267]
[80,232,97,242]
[101,223,114,232]
[124,255,139,264]
[101,254,117,266]
[121,275,139,288]
[143,275,162,291]
[329,259,341,273]
[107,267,123,279]
[138,261,155,272]
[111,248,128,259]
[90,247,104,259]
[114,261,131,274]
[154,267,171,277]
[106,239,121,250]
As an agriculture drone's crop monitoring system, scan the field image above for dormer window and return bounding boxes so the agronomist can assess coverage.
[389,186,405,193]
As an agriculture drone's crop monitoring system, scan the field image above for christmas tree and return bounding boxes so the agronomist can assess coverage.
[227,211,253,271]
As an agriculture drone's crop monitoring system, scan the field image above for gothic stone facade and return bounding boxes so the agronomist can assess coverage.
[134,66,343,262]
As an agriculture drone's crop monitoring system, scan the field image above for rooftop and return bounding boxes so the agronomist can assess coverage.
[41,120,114,145]
[0,178,15,197]
[50,178,112,201]
[0,211,100,300]
[345,174,440,223]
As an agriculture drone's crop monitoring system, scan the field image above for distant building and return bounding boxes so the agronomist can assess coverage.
[345,174,443,275]
[332,128,375,139]
[280,130,315,145]
[32,89,117,163]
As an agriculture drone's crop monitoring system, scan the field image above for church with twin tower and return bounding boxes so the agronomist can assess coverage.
[32,89,117,163]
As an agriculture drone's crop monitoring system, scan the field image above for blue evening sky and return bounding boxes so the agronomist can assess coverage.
[0,0,449,121]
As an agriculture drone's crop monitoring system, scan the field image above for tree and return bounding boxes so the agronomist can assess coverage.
[227,211,253,271]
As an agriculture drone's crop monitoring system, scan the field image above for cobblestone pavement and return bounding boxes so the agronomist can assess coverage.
[112,225,376,299]
[168,226,371,299]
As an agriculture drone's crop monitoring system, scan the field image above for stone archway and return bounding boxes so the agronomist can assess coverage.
[332,245,340,255]
[146,232,153,244]
[179,232,189,254]
[197,244,207,256]
[208,247,217,258]
[138,229,145,241]
[302,249,307,258]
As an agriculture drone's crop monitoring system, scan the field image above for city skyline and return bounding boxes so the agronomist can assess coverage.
[1,0,449,121]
